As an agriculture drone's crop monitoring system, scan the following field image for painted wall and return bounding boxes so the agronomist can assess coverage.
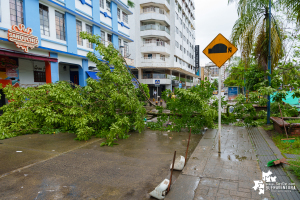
[59,64,70,81]
[18,59,46,86]
[75,0,92,18]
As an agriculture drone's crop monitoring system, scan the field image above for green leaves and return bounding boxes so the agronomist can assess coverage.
[0,32,146,146]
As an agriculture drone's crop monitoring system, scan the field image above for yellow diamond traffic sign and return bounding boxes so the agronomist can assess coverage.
[203,34,238,68]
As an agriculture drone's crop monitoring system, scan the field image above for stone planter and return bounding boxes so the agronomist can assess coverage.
[270,117,300,136]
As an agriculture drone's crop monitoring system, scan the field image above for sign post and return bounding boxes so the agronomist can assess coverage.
[155,80,160,101]
[203,34,238,154]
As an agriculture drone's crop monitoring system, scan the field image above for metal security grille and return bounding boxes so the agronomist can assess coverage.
[9,0,23,26]
[76,20,82,45]
[39,4,49,36]
[55,11,65,40]
[34,71,46,82]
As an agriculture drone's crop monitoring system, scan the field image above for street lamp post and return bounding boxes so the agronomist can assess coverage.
[267,0,272,124]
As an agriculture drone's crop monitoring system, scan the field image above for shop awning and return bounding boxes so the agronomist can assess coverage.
[0,48,58,62]
[86,71,100,80]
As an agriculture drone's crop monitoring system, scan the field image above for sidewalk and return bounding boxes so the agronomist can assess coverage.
[166,125,287,200]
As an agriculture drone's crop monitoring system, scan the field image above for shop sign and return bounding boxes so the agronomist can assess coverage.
[33,65,45,72]
[8,24,39,53]
[6,68,18,77]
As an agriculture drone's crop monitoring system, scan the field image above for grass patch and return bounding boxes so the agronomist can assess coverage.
[262,124,274,131]
[288,157,300,179]
[286,119,300,124]
[272,134,300,155]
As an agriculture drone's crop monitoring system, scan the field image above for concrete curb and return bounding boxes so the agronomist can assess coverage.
[258,127,300,192]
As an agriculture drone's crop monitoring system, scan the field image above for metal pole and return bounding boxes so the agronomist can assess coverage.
[157,86,158,101]
[218,67,222,153]
[267,0,272,124]
[168,151,176,193]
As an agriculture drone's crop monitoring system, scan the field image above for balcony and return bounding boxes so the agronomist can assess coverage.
[140,0,170,11]
[141,41,170,55]
[140,24,171,40]
[141,24,170,34]
[140,8,170,25]
[140,57,170,68]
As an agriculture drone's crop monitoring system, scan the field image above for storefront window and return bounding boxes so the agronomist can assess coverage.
[34,71,46,82]
[9,0,23,26]
[39,4,49,36]
[101,31,105,44]
[100,0,104,9]
[106,0,111,12]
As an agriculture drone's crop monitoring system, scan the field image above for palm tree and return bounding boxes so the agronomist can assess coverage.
[128,0,135,8]
[228,0,284,71]
[279,0,300,23]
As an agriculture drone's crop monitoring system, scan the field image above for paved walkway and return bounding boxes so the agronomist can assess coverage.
[166,125,300,200]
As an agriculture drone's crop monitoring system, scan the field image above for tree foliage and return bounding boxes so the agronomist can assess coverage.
[0,32,146,146]
[149,80,218,133]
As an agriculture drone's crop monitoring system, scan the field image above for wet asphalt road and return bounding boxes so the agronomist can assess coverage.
[0,130,202,199]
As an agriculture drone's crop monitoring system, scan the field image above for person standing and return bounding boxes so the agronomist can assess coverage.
[153,90,157,100]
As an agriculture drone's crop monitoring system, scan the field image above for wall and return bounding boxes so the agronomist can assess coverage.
[18,59,46,87]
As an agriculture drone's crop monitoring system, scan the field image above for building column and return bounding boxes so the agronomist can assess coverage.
[170,70,172,91]
[112,34,119,50]
[92,0,100,23]
[65,0,75,11]
[50,53,59,83]
[45,61,51,84]
[65,13,77,54]
[24,0,41,45]
[138,68,142,80]
[185,74,187,89]
[79,59,88,87]
[93,25,101,56]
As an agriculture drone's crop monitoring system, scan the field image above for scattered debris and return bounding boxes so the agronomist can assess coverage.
[149,179,170,199]
[16,151,22,153]
[170,156,185,170]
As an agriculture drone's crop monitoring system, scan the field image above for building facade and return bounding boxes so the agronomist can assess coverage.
[128,0,198,98]
[0,0,134,109]
[205,61,227,87]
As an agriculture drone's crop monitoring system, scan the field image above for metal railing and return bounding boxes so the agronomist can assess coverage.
[143,73,170,79]
[141,56,169,62]
[140,24,170,35]
[141,7,170,19]
[142,40,170,48]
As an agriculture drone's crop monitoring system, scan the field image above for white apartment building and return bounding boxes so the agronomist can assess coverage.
[205,62,227,87]
[128,0,198,98]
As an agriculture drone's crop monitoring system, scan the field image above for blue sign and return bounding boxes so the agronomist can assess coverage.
[179,83,182,89]
[228,87,238,100]
[155,80,160,85]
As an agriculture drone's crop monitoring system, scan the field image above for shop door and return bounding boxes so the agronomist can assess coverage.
[70,71,79,85]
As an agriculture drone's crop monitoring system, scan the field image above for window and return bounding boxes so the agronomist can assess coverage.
[176,27,178,34]
[100,0,104,9]
[180,18,182,25]
[180,45,182,51]
[86,24,93,48]
[184,48,186,53]
[10,0,23,26]
[176,12,178,20]
[175,41,179,48]
[179,59,182,64]
[34,71,46,82]
[107,34,112,42]
[39,4,49,36]
[55,11,65,40]
[122,11,128,24]
[180,31,182,38]
[124,41,129,57]
[101,31,105,44]
[183,23,185,29]
[106,0,111,12]
[76,20,83,45]
[117,8,120,19]
[174,56,177,62]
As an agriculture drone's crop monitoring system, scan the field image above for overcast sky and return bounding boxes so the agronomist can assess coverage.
[195,0,238,66]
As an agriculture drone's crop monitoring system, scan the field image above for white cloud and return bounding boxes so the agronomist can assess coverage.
[195,0,238,65]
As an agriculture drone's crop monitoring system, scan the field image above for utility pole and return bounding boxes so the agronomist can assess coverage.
[267,0,272,124]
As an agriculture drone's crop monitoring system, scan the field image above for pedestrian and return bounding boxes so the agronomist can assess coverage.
[153,90,157,99]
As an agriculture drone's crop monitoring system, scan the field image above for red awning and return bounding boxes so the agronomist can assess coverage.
[0,48,58,62]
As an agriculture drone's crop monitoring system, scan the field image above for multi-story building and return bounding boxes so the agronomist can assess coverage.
[0,0,134,110]
[205,61,227,87]
[128,0,198,98]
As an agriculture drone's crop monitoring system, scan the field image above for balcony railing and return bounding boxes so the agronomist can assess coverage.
[142,40,170,48]
[140,24,170,35]
[141,7,170,19]
[142,56,168,62]
[142,73,171,79]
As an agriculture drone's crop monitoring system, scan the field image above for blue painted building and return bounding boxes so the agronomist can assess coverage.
[0,0,133,94]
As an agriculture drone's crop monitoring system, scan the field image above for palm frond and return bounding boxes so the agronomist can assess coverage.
[127,0,135,8]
